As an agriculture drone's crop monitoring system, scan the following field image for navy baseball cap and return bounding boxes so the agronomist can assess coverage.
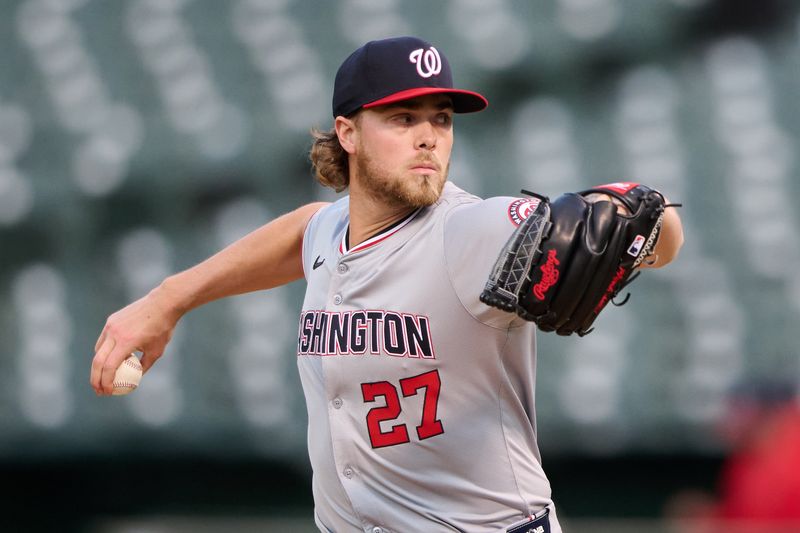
[332,36,488,118]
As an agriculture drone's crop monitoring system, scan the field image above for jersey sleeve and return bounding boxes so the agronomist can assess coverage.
[443,195,537,329]
[301,208,320,280]
[301,203,331,280]
[301,197,349,279]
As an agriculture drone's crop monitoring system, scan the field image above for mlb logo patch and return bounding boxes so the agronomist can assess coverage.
[627,234,646,257]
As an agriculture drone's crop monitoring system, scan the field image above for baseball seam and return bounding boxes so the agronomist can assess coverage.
[123,359,142,371]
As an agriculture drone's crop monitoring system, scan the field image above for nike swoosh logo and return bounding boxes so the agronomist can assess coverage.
[313,255,325,270]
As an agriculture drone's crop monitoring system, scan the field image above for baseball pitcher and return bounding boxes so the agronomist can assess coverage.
[91,37,684,533]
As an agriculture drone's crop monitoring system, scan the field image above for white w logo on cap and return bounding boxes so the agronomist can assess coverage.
[409,47,442,78]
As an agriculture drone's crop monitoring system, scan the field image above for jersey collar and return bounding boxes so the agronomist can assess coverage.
[339,208,422,255]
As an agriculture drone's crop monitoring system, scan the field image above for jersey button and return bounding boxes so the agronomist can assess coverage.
[337,263,348,274]
[343,467,354,479]
[332,398,343,409]
[333,294,343,305]
[372,528,383,533]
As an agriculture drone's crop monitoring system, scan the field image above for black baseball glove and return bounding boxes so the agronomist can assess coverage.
[480,183,671,336]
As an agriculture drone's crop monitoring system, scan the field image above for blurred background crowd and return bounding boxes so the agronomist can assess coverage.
[1,0,799,531]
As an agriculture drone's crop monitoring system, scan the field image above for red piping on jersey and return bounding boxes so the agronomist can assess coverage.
[339,208,422,255]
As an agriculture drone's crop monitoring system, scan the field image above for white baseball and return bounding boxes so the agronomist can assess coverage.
[112,354,143,396]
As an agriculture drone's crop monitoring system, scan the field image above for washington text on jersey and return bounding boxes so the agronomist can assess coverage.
[297,309,435,358]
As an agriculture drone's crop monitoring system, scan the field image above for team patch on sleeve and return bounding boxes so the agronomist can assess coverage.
[507,198,541,227]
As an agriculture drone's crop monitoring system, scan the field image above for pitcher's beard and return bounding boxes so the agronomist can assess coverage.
[356,153,448,209]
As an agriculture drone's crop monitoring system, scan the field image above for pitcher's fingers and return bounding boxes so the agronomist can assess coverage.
[90,335,116,394]
[94,328,108,352]
[100,344,137,394]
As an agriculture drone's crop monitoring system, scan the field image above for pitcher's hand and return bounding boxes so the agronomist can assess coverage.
[91,287,180,395]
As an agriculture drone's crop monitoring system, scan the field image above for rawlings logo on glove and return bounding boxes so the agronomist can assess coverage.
[533,250,560,301]
[480,182,673,336]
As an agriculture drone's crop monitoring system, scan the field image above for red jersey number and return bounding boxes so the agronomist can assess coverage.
[361,370,444,449]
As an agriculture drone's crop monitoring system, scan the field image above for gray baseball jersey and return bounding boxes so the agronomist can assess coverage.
[298,182,561,533]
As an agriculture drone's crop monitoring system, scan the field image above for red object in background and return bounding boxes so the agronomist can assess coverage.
[714,404,800,522]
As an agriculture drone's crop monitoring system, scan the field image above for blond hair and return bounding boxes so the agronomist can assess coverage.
[309,126,350,192]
